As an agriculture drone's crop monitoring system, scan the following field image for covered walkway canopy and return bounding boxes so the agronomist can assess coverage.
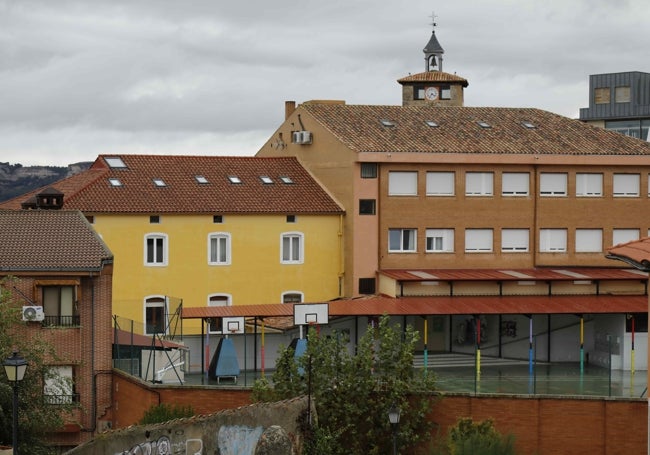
[182,294,647,321]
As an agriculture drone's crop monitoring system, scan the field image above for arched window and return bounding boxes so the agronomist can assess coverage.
[144,295,168,335]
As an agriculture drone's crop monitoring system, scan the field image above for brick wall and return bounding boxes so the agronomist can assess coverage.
[112,372,648,454]
[113,369,252,427]
[430,393,647,455]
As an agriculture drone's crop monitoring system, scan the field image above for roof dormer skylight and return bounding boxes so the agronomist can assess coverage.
[153,178,166,187]
[380,119,395,127]
[105,157,127,168]
[109,178,122,187]
[280,176,294,184]
[477,121,491,129]
[521,121,537,129]
[228,176,242,184]
[195,175,209,184]
[260,176,273,184]
[425,120,439,127]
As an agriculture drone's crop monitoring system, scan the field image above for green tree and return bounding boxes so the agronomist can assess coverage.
[252,314,437,454]
[0,277,75,454]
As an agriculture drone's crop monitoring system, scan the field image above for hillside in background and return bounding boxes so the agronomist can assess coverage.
[0,161,92,203]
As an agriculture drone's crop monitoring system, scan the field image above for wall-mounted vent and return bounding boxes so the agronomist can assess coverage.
[292,131,312,145]
[22,305,45,322]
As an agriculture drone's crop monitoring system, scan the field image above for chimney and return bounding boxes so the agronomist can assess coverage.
[285,101,296,120]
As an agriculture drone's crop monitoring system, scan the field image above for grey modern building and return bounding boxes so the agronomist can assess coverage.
[579,71,650,141]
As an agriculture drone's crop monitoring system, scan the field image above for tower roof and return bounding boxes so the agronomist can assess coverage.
[423,30,445,55]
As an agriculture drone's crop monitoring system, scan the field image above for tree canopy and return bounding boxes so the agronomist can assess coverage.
[252,314,438,454]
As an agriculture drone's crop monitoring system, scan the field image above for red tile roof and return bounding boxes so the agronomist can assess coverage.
[606,237,650,271]
[299,103,650,156]
[182,294,647,319]
[397,71,469,86]
[1,155,344,214]
[0,210,113,271]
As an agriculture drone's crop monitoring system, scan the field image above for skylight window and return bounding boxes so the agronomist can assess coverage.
[195,175,209,184]
[228,176,242,184]
[380,119,395,127]
[153,178,166,187]
[477,121,491,129]
[105,157,126,168]
[521,121,537,129]
[260,176,273,184]
[280,176,294,184]
[425,120,439,127]
[109,178,122,187]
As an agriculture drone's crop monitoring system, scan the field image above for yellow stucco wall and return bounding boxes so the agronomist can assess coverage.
[91,212,342,334]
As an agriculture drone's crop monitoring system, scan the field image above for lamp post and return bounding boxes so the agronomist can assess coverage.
[388,403,401,455]
[3,351,28,455]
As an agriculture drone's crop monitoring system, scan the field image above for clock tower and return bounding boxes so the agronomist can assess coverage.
[398,19,468,107]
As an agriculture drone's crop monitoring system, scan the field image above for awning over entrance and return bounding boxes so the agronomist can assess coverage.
[181,294,647,320]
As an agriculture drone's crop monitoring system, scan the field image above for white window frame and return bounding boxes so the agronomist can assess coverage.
[501,173,529,196]
[207,294,232,334]
[540,173,567,196]
[144,295,168,335]
[465,229,493,252]
[281,232,304,264]
[612,229,640,246]
[576,173,603,197]
[388,171,418,196]
[208,232,231,265]
[144,233,168,266]
[426,172,455,196]
[281,291,304,304]
[613,174,640,197]
[575,229,603,253]
[501,229,529,252]
[389,228,417,252]
[539,229,567,252]
[465,172,494,196]
[425,228,454,252]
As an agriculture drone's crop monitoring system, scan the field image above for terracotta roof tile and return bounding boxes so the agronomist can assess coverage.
[397,71,469,86]
[300,104,650,156]
[606,237,650,270]
[1,155,344,214]
[0,210,113,271]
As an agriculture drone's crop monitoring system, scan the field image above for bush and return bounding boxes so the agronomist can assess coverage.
[138,403,194,425]
[447,418,516,455]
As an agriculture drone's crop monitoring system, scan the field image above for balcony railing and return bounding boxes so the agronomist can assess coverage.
[44,393,80,405]
[43,315,81,327]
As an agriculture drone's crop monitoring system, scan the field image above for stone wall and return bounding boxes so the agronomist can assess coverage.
[67,396,313,455]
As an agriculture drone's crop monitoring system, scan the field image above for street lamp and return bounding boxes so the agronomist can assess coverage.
[388,403,401,455]
[3,351,28,455]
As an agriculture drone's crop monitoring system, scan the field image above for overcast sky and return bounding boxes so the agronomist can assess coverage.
[1,0,649,166]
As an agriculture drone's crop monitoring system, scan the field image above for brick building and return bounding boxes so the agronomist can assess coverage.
[256,26,650,370]
[0,210,114,449]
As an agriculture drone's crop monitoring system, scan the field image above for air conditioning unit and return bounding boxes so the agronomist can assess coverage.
[22,306,45,322]
[292,131,312,145]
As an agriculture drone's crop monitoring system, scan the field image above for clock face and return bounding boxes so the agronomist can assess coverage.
[425,86,439,100]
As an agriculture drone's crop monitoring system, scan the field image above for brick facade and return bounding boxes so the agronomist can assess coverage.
[5,267,114,447]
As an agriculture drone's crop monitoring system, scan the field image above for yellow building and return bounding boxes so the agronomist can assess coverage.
[1,155,344,345]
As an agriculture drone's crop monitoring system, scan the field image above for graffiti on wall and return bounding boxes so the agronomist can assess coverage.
[217,425,264,455]
[115,434,203,455]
